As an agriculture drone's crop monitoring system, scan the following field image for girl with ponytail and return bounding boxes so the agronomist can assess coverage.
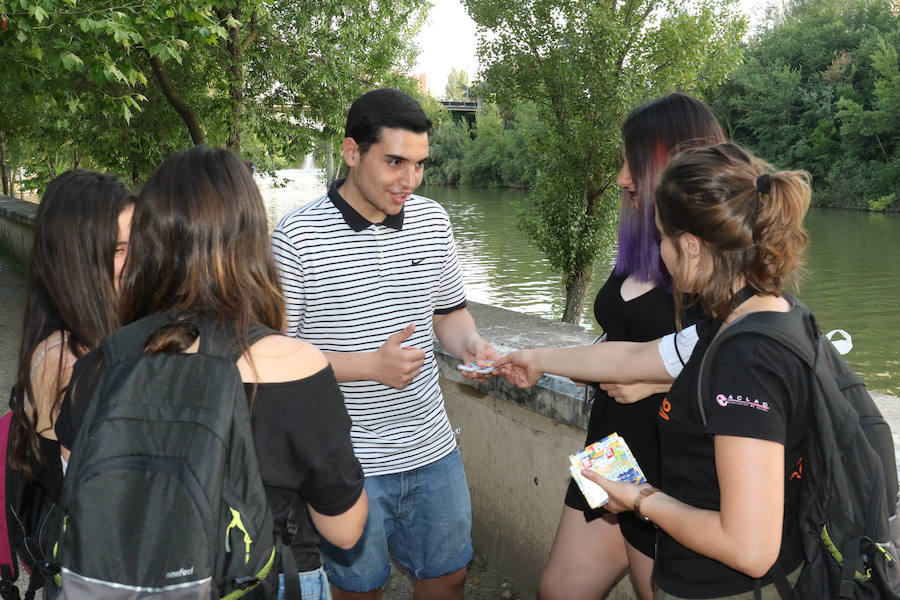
[496,142,813,598]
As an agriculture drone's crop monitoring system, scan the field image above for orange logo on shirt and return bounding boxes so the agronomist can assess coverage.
[790,456,803,480]
[658,398,671,421]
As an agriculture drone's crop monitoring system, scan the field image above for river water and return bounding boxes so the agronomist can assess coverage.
[257,169,900,396]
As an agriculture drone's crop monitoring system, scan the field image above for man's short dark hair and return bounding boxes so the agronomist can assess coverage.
[345,88,432,154]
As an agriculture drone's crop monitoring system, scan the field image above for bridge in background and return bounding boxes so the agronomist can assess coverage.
[440,100,480,127]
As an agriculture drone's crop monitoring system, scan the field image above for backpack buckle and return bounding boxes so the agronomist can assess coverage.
[282,519,298,545]
[38,561,60,576]
[233,575,259,590]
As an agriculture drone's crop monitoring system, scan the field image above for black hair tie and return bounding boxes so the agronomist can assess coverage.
[756,174,771,194]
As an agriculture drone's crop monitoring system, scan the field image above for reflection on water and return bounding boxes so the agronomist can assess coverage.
[256,168,330,229]
[424,185,592,319]
[801,210,900,397]
[258,171,899,396]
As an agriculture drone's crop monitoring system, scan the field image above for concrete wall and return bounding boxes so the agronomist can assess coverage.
[443,381,585,589]
[437,302,640,598]
[0,195,36,263]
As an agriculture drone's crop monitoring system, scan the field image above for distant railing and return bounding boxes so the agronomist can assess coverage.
[440,100,481,112]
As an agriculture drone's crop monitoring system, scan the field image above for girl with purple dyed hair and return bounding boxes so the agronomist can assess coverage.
[497,143,814,599]
[534,93,725,600]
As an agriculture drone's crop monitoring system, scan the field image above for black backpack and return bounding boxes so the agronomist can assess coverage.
[53,313,298,600]
[698,294,900,599]
[1,392,63,600]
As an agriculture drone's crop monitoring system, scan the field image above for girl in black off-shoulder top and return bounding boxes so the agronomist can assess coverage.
[244,367,363,572]
[59,145,368,600]
[57,356,364,576]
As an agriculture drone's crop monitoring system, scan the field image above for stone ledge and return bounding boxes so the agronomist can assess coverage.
[0,195,37,225]
[437,301,596,431]
[0,195,37,264]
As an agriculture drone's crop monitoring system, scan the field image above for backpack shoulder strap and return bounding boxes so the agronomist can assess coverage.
[100,313,173,364]
[195,320,281,362]
[103,313,281,365]
[248,324,280,346]
[696,294,818,427]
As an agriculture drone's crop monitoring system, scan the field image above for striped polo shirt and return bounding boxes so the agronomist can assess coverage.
[271,180,467,476]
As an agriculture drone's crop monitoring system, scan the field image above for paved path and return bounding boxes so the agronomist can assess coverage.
[0,256,25,397]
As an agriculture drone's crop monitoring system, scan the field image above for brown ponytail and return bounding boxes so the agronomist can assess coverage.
[655,142,811,319]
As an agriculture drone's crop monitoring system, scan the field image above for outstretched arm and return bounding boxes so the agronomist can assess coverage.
[495,339,673,388]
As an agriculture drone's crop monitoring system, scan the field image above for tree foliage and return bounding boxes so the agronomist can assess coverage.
[463,0,745,322]
[459,103,505,187]
[424,110,472,186]
[444,68,470,100]
[424,101,538,188]
[707,0,900,211]
[0,0,428,190]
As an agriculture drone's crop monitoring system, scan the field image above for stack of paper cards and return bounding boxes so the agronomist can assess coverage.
[456,361,497,374]
[568,432,646,509]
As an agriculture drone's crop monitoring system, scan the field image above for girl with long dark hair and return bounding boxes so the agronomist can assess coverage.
[497,143,812,598]
[57,146,368,600]
[10,170,133,486]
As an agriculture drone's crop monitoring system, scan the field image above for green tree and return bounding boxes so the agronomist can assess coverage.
[834,35,900,210]
[444,68,470,100]
[460,103,505,187]
[500,101,541,188]
[706,0,900,210]
[246,0,428,170]
[424,110,472,186]
[0,0,429,185]
[464,0,744,322]
[836,37,900,160]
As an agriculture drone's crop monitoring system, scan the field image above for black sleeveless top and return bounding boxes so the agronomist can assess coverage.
[564,273,677,556]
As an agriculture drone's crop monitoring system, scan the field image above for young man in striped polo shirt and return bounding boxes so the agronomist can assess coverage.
[271,88,498,600]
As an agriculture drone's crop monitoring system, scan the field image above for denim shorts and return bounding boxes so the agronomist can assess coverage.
[276,566,330,600]
[321,448,473,593]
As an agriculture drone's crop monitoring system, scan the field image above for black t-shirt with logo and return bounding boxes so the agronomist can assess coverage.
[654,318,810,598]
